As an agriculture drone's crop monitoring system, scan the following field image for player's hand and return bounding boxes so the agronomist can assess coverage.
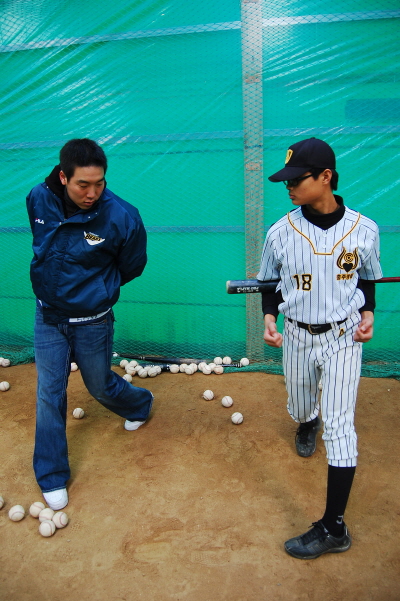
[263,315,283,348]
[354,311,374,342]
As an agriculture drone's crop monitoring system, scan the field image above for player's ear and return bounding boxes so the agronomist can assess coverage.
[59,170,68,185]
[321,169,332,185]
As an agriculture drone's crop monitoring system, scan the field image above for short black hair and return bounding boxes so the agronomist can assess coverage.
[311,168,339,191]
[59,138,108,180]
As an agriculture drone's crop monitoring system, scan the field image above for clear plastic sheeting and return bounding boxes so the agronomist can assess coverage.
[0,0,399,377]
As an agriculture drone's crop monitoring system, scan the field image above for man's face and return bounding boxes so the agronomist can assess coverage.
[60,165,105,210]
[285,170,331,207]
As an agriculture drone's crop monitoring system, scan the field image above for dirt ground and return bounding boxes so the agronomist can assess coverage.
[0,364,399,601]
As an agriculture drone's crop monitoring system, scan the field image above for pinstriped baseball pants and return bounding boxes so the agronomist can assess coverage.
[282,313,362,467]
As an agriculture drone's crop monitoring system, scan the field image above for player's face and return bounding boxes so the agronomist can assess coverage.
[285,171,330,208]
[60,166,105,210]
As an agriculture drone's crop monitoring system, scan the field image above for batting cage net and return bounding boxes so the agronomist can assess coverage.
[0,0,399,377]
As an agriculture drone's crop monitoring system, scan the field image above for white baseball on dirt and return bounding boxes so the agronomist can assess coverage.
[39,519,56,537]
[240,357,250,367]
[214,357,223,365]
[148,367,159,377]
[0,381,10,391]
[29,501,45,518]
[197,362,207,372]
[208,363,216,370]
[138,368,148,378]
[223,357,232,365]
[202,390,214,400]
[8,505,25,521]
[70,362,79,371]
[169,364,180,373]
[1,358,10,367]
[184,366,194,375]
[231,412,243,424]
[125,366,136,375]
[213,366,224,375]
[120,359,129,368]
[202,367,212,375]
[179,363,188,373]
[52,511,69,529]
[123,374,133,383]
[39,507,55,522]
[72,408,85,419]
[129,360,138,368]
[189,363,198,372]
[221,395,233,407]
[0,495,4,509]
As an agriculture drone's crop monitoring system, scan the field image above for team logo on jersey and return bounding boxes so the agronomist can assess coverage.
[84,231,105,246]
[285,149,293,164]
[336,247,359,280]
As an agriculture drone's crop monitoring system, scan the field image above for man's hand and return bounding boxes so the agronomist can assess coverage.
[354,311,374,342]
[263,314,283,348]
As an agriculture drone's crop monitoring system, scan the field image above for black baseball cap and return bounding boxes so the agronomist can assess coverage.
[268,137,336,182]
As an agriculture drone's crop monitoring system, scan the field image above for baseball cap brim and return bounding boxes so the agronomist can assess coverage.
[268,166,310,182]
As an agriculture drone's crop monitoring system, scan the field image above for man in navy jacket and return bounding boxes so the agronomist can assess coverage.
[26,138,153,510]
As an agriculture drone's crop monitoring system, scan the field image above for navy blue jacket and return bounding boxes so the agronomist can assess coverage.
[26,172,147,317]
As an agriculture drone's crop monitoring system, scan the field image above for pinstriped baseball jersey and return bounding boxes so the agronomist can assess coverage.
[257,207,383,324]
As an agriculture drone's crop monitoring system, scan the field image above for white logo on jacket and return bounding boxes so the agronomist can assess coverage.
[35,218,45,224]
[84,231,105,246]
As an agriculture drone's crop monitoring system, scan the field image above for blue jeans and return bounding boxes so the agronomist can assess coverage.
[33,307,153,492]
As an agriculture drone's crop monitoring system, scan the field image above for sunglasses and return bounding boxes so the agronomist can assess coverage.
[283,173,313,187]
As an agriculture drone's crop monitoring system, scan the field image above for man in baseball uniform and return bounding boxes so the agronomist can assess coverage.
[258,137,382,559]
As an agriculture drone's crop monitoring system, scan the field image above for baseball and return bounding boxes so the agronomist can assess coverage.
[29,501,46,517]
[138,368,148,378]
[202,366,212,375]
[148,367,159,377]
[123,373,133,383]
[39,519,56,537]
[184,366,194,375]
[214,357,223,365]
[202,389,214,401]
[129,360,138,368]
[70,362,79,371]
[0,381,10,391]
[208,363,216,370]
[0,495,4,509]
[169,364,180,373]
[189,363,198,372]
[134,365,143,373]
[154,366,162,374]
[213,366,224,375]
[223,356,232,365]
[39,507,55,522]
[120,359,129,368]
[179,363,188,373]
[125,366,136,375]
[52,511,69,529]
[240,357,250,367]
[72,407,85,419]
[221,395,233,407]
[8,505,25,521]
[1,358,10,367]
[231,412,243,424]
[198,362,207,372]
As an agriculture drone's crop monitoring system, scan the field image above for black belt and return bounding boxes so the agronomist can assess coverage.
[288,318,346,335]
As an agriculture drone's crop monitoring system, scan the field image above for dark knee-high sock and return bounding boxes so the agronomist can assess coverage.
[321,465,356,537]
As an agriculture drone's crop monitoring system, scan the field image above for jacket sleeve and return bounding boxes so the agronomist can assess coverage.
[117,212,148,286]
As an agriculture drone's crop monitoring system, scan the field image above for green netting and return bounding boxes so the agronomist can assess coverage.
[0,1,399,377]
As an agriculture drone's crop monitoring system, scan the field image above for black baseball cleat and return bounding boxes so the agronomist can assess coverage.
[284,520,352,559]
[295,416,321,457]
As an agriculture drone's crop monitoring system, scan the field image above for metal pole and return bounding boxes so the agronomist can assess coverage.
[241,0,264,360]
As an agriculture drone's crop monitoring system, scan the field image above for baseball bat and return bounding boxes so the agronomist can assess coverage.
[226,277,400,294]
